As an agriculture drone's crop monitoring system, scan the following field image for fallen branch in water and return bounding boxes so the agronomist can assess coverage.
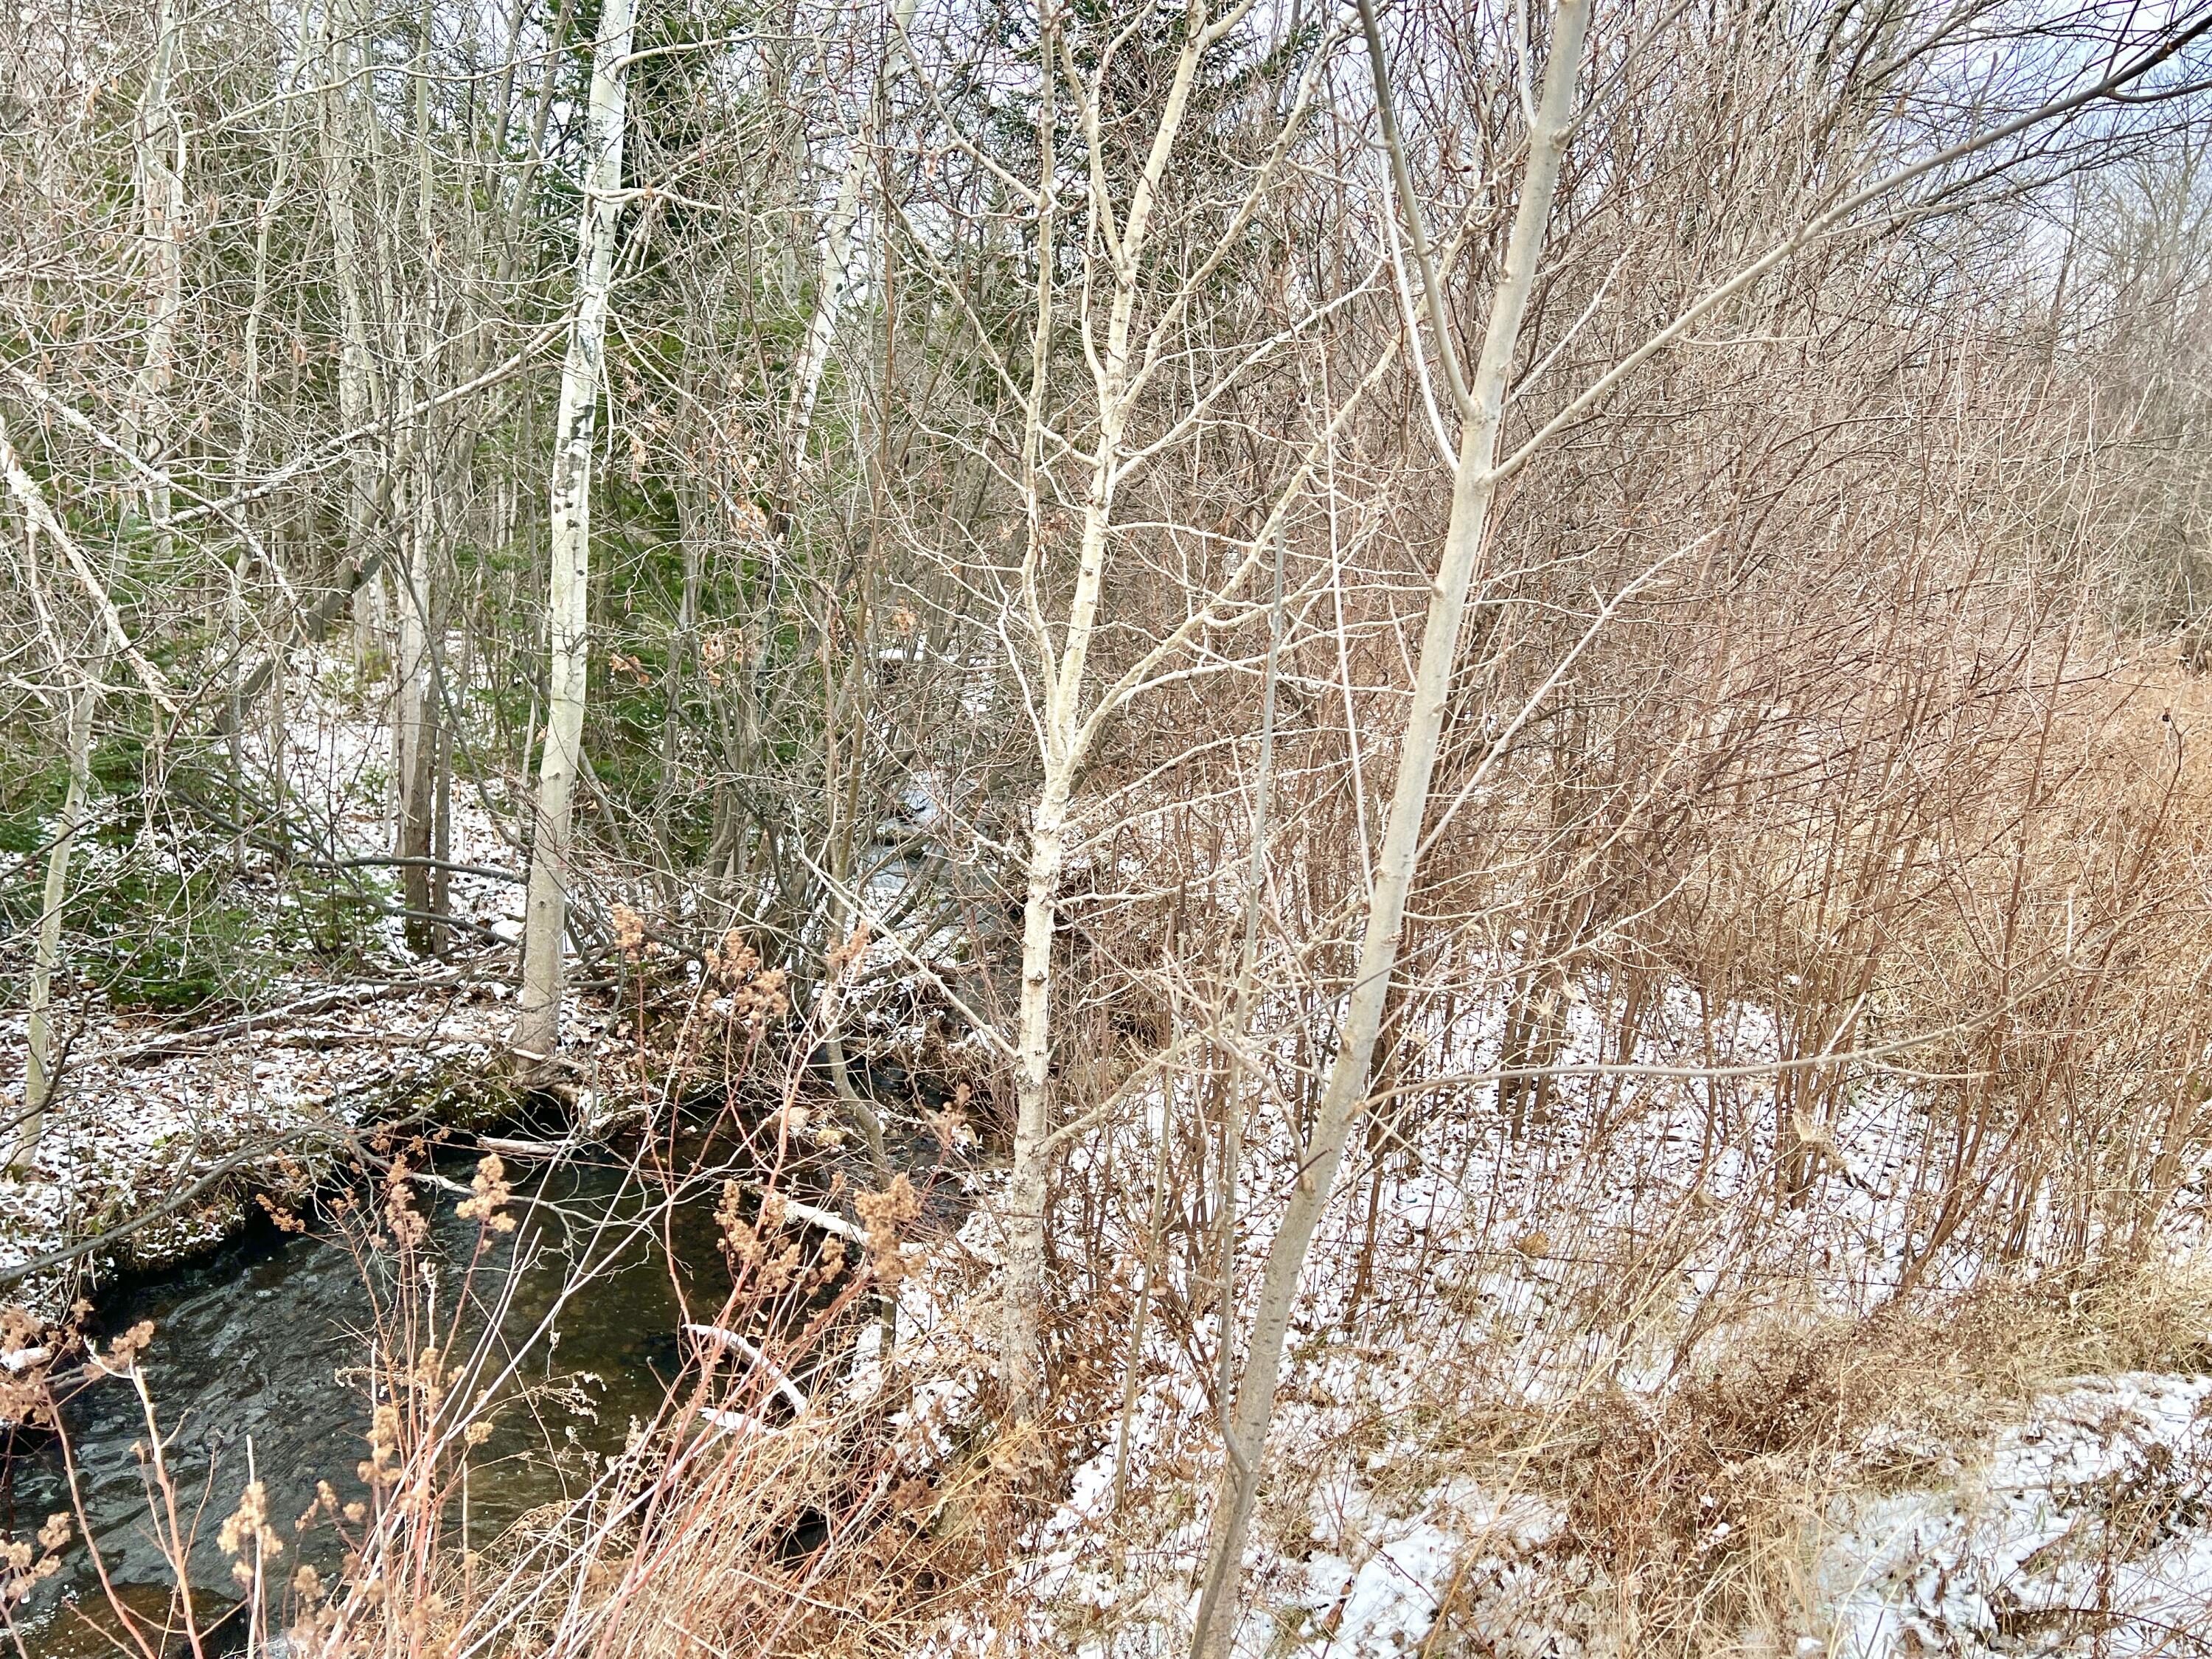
[684,1322,811,1416]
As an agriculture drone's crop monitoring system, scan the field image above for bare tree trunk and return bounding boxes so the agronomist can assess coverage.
[316,0,383,646]
[15,529,93,1175]
[395,467,444,952]
[1004,231,1141,1433]
[235,113,291,473]
[15,0,189,1171]
[1189,4,1590,1648]
[783,0,920,471]
[993,0,1060,1422]
[125,0,183,552]
[394,3,446,956]
[999,0,1284,1419]
[514,0,636,1063]
[1216,524,1290,1408]
[495,0,576,293]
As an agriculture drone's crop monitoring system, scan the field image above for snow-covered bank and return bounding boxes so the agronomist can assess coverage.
[892,957,2212,1658]
[0,653,580,1315]
[1826,1371,2212,1657]
[0,979,515,1315]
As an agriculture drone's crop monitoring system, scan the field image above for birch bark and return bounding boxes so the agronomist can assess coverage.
[1188,4,1591,1648]
[999,0,1220,1422]
[784,0,922,470]
[514,0,637,1062]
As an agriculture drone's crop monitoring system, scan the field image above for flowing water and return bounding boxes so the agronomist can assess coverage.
[2,1147,736,1655]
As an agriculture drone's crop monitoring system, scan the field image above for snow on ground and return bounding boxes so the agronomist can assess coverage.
[900,960,2212,1657]
[8,655,2211,1652]
[240,647,531,949]
[0,650,549,1316]
[0,982,514,1315]
[1825,1372,2212,1657]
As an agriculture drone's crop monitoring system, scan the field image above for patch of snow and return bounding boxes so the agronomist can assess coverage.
[1824,1371,2212,1657]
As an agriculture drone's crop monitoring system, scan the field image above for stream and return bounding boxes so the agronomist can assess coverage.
[1,1145,737,1655]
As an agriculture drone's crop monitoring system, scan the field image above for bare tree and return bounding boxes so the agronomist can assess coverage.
[515,0,639,1064]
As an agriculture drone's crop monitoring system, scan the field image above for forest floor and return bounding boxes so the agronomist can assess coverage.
[906,986,2212,1656]
[7,675,2212,1656]
[0,653,617,1315]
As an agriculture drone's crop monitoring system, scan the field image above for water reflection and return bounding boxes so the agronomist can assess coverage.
[3,1147,728,1652]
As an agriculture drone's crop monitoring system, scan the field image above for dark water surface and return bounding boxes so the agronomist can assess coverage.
[4,1148,731,1653]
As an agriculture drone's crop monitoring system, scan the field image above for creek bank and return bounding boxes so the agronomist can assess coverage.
[0,1075,979,1655]
[0,974,619,1317]
[4,1140,731,1655]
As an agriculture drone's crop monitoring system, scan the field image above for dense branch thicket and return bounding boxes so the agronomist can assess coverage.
[6,0,2212,1652]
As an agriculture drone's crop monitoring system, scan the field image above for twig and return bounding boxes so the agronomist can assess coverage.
[682,1323,811,1416]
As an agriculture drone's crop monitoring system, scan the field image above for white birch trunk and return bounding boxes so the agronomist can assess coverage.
[1188,6,1591,1649]
[513,0,636,1062]
[999,15,1211,1422]
[784,0,921,465]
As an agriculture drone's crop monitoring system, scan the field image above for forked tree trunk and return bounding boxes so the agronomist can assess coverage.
[513,0,636,1063]
[999,10,1212,1422]
[1188,4,1591,1649]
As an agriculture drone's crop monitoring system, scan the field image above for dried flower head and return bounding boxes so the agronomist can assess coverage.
[383,1163,429,1251]
[855,1175,922,1282]
[255,1191,308,1232]
[708,930,757,986]
[359,1403,403,1488]
[925,1099,975,1156]
[827,922,872,975]
[714,1179,746,1245]
[219,1481,283,1585]
[703,929,791,1031]
[96,1321,155,1374]
[0,1530,49,1604]
[455,1154,516,1233]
